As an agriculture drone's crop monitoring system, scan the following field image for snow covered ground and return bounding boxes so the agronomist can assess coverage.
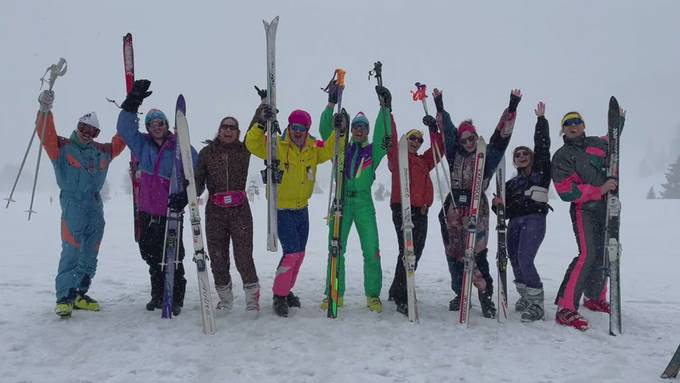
[1,191,679,383]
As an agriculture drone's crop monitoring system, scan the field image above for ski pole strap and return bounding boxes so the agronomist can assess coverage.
[211,191,247,208]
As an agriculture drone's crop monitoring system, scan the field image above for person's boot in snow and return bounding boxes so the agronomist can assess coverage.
[583,298,610,313]
[320,296,344,310]
[172,305,182,316]
[244,283,260,317]
[514,282,530,312]
[273,295,288,317]
[555,307,589,331]
[74,293,100,311]
[286,291,301,308]
[215,283,234,311]
[55,298,74,318]
[479,290,496,319]
[449,295,461,311]
[146,297,162,311]
[367,296,383,313]
[520,287,544,322]
[396,302,408,316]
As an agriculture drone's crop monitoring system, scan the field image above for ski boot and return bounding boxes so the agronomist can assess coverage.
[520,287,544,322]
[172,303,182,316]
[74,293,100,311]
[215,283,234,311]
[367,296,383,313]
[286,291,301,308]
[320,296,344,310]
[55,299,74,318]
[449,295,461,311]
[583,298,610,313]
[244,282,260,318]
[396,302,408,316]
[555,307,589,331]
[514,282,530,312]
[479,290,497,319]
[273,295,289,317]
[146,296,162,311]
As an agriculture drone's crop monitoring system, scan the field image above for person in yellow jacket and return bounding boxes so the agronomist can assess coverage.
[245,104,336,317]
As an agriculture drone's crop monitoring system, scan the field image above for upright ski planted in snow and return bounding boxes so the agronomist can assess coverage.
[495,155,509,322]
[605,96,623,336]
[175,95,216,335]
[398,135,418,322]
[123,33,142,243]
[459,137,487,327]
[262,16,281,252]
[326,69,346,319]
[160,105,184,319]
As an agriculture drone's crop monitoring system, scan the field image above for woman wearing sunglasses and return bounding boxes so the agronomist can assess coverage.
[384,89,444,316]
[195,113,260,317]
[551,106,625,331]
[438,89,521,319]
[492,102,551,322]
[246,103,336,317]
[318,84,393,314]
[36,90,126,318]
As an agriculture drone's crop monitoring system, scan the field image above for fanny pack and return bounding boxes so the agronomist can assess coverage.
[211,191,247,208]
[524,186,549,203]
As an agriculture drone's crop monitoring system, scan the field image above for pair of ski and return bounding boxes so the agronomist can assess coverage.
[121,34,215,335]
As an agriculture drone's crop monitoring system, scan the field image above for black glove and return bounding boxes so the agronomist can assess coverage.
[508,92,521,113]
[168,191,188,211]
[334,112,344,130]
[256,104,274,125]
[423,115,438,134]
[434,92,444,113]
[254,86,267,100]
[327,81,340,104]
[121,79,152,113]
[375,85,392,110]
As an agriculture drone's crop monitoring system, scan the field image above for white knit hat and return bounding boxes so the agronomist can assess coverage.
[78,112,100,130]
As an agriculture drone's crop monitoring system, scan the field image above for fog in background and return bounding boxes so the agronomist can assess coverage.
[2,0,679,199]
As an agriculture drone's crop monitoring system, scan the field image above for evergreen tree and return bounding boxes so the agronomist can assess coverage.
[660,155,680,199]
[646,186,656,199]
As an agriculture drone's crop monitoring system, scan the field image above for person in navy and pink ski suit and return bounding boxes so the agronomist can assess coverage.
[551,106,624,331]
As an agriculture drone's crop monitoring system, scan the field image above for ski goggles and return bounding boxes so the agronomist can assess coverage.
[459,134,477,144]
[408,135,424,144]
[290,124,308,133]
[147,119,167,129]
[77,123,100,138]
[562,118,584,127]
[351,123,369,131]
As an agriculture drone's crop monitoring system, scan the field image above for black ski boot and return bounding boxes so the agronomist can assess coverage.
[396,302,408,316]
[479,290,496,319]
[449,295,461,311]
[146,297,162,311]
[286,291,301,308]
[172,305,182,316]
[273,295,289,317]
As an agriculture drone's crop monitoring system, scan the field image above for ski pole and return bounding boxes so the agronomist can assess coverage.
[22,59,68,220]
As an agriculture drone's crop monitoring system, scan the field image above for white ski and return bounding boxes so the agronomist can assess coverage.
[398,135,418,322]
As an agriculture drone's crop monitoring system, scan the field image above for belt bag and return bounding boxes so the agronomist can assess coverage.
[525,186,549,203]
[211,191,246,208]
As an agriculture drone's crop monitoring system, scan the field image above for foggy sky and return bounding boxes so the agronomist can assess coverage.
[2,0,679,197]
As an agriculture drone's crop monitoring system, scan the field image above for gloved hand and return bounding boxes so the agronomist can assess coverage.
[334,112,344,130]
[423,115,438,134]
[375,85,392,110]
[256,104,275,125]
[121,79,152,113]
[254,86,267,101]
[168,191,188,211]
[327,81,340,104]
[38,90,54,113]
[508,89,522,113]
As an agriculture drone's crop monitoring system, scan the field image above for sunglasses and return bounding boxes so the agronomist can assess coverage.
[563,118,583,127]
[460,135,476,144]
[351,123,369,131]
[147,120,166,129]
[290,124,308,133]
[408,135,424,144]
[77,123,100,138]
[514,150,530,158]
[220,124,239,131]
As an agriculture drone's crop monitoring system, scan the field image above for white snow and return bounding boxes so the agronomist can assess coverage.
[1,191,679,383]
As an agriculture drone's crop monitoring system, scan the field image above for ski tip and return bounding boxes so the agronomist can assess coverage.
[263,15,280,27]
[124,32,132,39]
[609,96,619,109]
[176,94,186,115]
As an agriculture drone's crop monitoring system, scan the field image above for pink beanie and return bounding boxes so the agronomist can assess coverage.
[457,120,477,138]
[288,109,312,128]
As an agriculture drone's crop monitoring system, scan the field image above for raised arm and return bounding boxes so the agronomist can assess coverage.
[485,89,521,179]
[532,102,551,183]
[35,91,62,161]
[372,85,393,166]
[117,79,153,158]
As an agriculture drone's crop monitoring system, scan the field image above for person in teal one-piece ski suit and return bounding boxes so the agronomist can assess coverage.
[320,84,393,313]
[36,90,126,318]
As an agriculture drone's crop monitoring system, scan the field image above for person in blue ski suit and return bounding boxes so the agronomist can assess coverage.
[36,90,126,317]
[116,80,197,316]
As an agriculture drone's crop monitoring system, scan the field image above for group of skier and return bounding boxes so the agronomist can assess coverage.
[35,63,624,332]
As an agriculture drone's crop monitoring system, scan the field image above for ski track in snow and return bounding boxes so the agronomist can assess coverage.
[1,192,678,383]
